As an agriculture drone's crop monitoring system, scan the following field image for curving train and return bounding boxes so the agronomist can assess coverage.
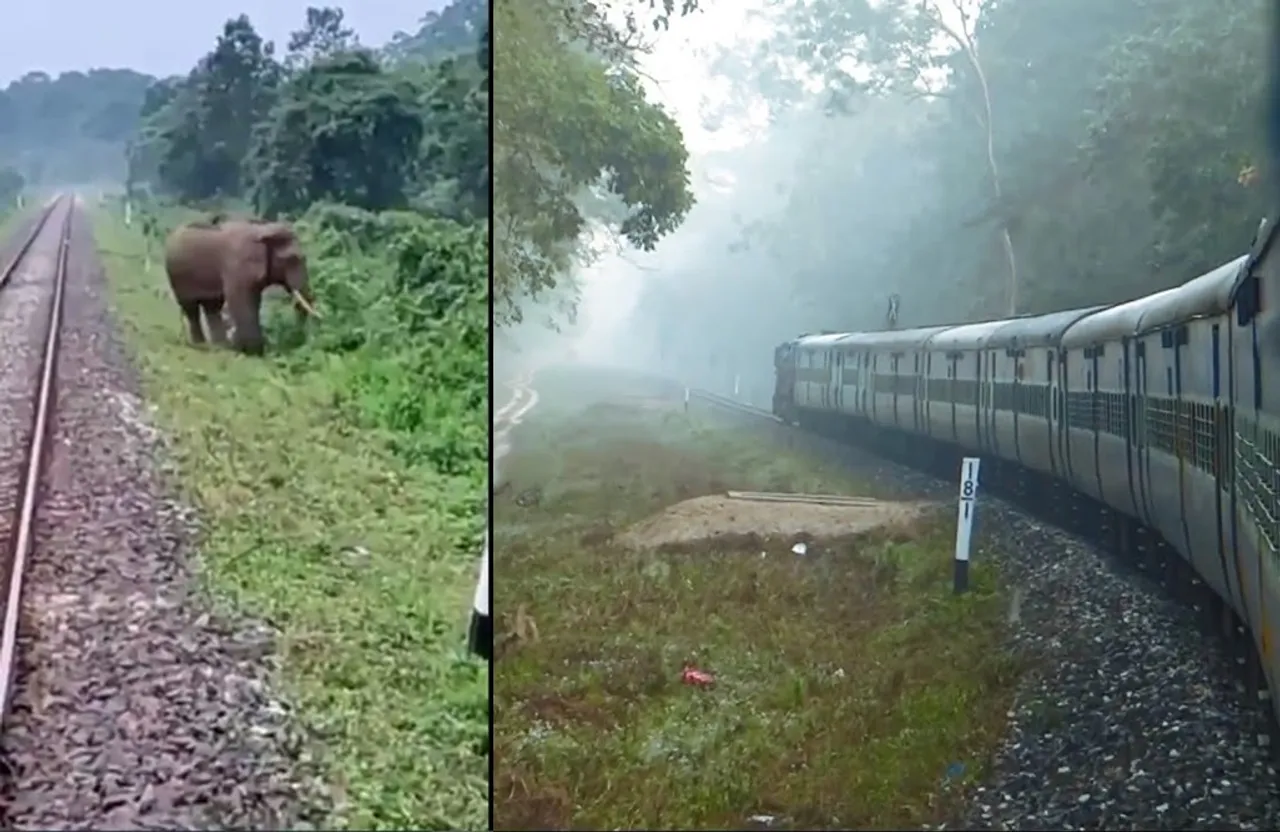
[770,218,1280,724]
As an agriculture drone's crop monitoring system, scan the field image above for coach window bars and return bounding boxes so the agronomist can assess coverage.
[1236,414,1280,555]
[1190,402,1216,473]
[1146,398,1178,457]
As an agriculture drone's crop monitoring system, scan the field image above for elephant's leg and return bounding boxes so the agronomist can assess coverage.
[179,300,206,345]
[227,288,265,355]
[201,299,229,346]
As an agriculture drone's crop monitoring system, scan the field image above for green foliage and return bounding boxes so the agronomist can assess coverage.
[266,201,488,477]
[132,16,283,202]
[685,0,1272,335]
[97,4,490,826]
[1080,0,1269,278]
[129,3,488,222]
[383,0,488,65]
[285,5,359,70]
[493,0,698,324]
[0,166,23,206]
[0,69,154,184]
[245,52,426,217]
[98,206,488,830]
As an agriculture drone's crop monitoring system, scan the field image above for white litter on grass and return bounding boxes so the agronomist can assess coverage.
[791,542,807,556]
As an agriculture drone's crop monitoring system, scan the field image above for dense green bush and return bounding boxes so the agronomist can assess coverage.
[268,202,487,481]
[118,0,489,513]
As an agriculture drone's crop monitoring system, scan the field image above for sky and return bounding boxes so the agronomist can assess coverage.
[1,0,448,84]
[567,0,969,364]
[569,1,769,362]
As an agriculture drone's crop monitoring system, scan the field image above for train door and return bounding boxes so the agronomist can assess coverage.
[831,349,844,412]
[1089,346,1102,496]
[1010,350,1023,464]
[868,353,879,423]
[820,351,830,410]
[1136,340,1153,526]
[1213,322,1242,618]
[974,351,986,449]
[860,352,871,418]
[890,354,902,427]
[1124,338,1152,526]
[913,353,926,433]
[1051,349,1067,478]
[948,354,959,444]
[923,353,933,437]
[986,350,1000,456]
[1170,329,1192,557]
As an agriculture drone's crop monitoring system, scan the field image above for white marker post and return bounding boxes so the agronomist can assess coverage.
[469,530,491,660]
[733,374,741,398]
[684,386,690,414]
[124,200,133,228]
[954,457,981,594]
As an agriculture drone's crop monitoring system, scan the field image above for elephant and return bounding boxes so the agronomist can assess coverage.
[163,219,320,355]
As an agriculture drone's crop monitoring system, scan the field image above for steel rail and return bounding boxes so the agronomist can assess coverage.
[0,194,73,723]
[0,198,62,292]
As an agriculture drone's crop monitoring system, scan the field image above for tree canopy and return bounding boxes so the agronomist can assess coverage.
[493,0,700,324]
[0,68,155,184]
[126,2,488,224]
[617,0,1276,383]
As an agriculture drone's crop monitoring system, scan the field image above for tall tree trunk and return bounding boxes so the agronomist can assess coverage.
[937,2,1019,315]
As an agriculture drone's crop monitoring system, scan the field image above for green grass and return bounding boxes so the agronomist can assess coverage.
[92,209,489,831]
[495,371,1024,830]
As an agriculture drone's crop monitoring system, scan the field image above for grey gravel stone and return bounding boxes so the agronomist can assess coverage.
[0,206,331,829]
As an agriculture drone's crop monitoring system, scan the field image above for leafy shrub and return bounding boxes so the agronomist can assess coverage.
[267,203,487,481]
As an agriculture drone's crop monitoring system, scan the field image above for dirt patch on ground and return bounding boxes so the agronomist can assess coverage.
[614,493,934,550]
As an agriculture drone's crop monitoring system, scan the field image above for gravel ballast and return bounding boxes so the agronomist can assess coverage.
[694,395,1280,830]
[0,204,330,829]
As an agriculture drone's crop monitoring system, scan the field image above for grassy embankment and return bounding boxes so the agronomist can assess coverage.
[92,204,489,831]
[495,368,1023,831]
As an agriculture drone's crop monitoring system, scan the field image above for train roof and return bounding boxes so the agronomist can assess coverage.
[794,332,853,348]
[926,318,1018,350]
[984,305,1110,349]
[1061,255,1248,347]
[833,324,956,349]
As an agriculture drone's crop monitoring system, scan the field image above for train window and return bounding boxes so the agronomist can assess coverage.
[1191,402,1215,473]
[1237,418,1280,554]
[1146,398,1177,456]
[1100,392,1126,438]
[1066,390,1094,431]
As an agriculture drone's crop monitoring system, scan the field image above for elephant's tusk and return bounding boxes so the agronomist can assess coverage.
[291,290,323,319]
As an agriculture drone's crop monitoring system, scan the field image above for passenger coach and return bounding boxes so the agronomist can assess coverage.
[768,230,1280,724]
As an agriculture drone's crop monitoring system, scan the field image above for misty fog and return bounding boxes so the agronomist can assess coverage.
[498,0,1270,410]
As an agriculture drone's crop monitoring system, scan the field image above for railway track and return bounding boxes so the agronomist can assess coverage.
[0,196,327,828]
[0,195,72,730]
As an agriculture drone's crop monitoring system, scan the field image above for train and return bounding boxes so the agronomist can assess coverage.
[769,217,1280,724]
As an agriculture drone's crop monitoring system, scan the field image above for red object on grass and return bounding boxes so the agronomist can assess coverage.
[681,665,715,687]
